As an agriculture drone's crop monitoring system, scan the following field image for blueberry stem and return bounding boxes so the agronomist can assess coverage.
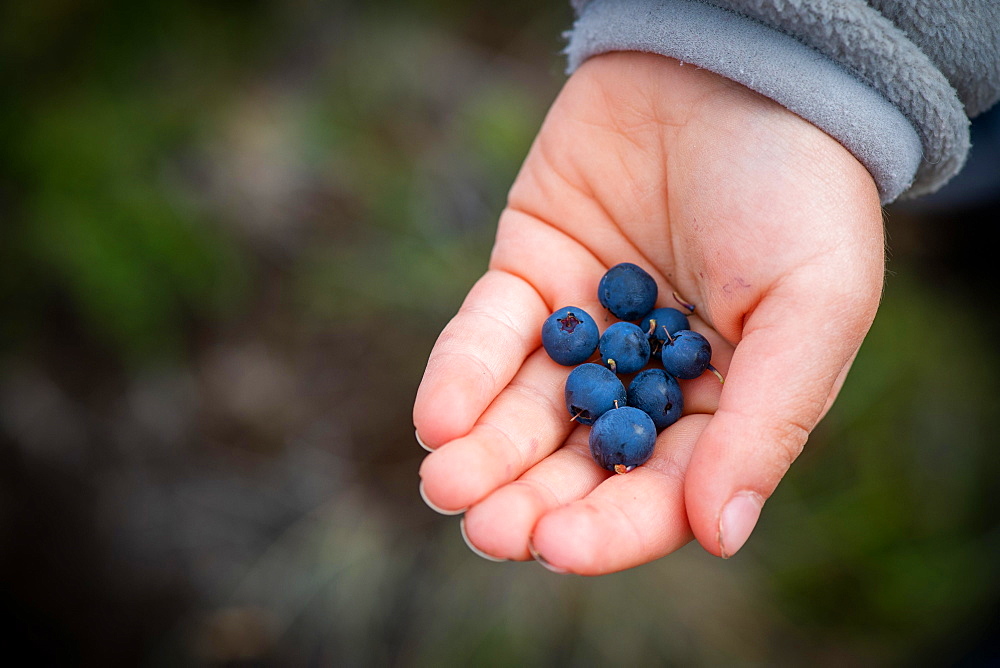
[661,326,674,344]
[570,410,585,423]
[646,319,657,336]
[707,364,725,384]
[672,291,696,313]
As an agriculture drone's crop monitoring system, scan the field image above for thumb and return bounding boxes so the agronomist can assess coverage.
[684,275,880,558]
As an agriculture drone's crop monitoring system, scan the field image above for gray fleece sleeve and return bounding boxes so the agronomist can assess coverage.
[565,0,1000,204]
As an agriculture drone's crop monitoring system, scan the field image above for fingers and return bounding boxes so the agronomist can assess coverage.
[526,414,708,574]
[412,269,549,448]
[683,279,879,558]
[414,201,702,453]
[455,322,729,565]
[413,207,613,450]
[461,426,608,561]
[415,206,687,517]
[456,311,730,567]
[418,348,576,513]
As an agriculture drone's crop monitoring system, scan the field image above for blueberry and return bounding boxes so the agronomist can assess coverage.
[541,306,600,366]
[627,368,683,431]
[659,329,713,379]
[598,321,650,374]
[598,263,658,321]
[564,363,627,426]
[639,307,690,351]
[589,406,657,474]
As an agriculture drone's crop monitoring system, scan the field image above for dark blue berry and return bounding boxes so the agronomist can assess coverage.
[660,329,713,379]
[598,263,658,321]
[627,368,683,431]
[598,321,650,374]
[589,406,657,473]
[565,363,627,426]
[541,306,600,366]
[639,307,690,349]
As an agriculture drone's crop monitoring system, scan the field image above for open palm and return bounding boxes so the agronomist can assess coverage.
[414,52,885,574]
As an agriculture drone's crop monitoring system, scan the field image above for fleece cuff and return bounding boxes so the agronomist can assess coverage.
[565,0,926,204]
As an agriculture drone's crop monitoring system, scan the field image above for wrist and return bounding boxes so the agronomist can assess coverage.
[565,0,926,204]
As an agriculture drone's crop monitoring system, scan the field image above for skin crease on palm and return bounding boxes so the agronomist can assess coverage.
[413,51,885,575]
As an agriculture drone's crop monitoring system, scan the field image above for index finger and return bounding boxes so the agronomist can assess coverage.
[412,268,549,448]
[412,205,615,449]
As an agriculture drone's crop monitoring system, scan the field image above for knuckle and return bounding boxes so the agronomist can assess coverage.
[767,415,811,475]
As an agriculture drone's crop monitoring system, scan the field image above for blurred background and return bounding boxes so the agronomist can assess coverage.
[1,1,998,665]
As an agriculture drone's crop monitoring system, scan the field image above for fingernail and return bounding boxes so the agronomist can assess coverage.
[719,491,763,558]
[460,517,507,562]
[419,479,466,516]
[415,428,433,452]
[528,537,568,574]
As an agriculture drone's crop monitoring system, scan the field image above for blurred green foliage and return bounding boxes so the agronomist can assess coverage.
[761,274,1000,655]
[1,0,554,359]
[1,0,265,360]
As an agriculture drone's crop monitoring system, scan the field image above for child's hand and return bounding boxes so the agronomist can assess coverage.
[414,52,884,574]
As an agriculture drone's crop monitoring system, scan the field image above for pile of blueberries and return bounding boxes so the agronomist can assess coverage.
[541,263,719,475]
